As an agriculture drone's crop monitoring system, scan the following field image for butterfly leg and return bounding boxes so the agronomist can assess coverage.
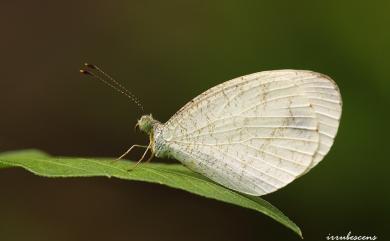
[144,152,154,163]
[115,144,148,161]
[127,142,152,171]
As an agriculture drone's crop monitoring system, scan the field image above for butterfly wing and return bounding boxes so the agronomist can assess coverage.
[160,70,342,196]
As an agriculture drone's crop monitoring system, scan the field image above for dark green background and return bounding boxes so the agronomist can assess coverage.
[1,1,389,241]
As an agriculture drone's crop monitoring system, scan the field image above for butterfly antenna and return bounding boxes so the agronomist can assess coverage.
[80,64,144,112]
[84,63,142,103]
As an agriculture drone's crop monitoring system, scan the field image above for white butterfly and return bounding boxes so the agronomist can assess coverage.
[82,66,342,196]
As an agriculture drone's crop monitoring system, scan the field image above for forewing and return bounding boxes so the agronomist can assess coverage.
[162,70,341,195]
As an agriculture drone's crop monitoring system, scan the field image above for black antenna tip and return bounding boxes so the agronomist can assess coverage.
[80,69,92,75]
[84,63,97,69]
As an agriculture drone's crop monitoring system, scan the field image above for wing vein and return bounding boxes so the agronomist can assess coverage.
[179,125,317,140]
[268,143,314,156]
[242,143,309,167]
[171,116,317,140]
[169,136,318,146]
[208,146,284,189]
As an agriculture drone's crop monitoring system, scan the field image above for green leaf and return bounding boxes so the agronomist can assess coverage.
[0,149,302,237]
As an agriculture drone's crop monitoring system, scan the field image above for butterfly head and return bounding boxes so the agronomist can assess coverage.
[137,114,157,135]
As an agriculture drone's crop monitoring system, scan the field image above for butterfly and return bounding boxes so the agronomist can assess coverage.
[81,65,342,196]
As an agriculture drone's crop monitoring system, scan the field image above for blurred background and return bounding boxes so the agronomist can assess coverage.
[1,0,389,240]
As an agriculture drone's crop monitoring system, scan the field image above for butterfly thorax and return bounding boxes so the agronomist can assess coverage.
[137,114,171,158]
[137,114,159,135]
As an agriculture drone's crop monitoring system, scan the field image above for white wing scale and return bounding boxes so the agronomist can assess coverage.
[157,70,342,196]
